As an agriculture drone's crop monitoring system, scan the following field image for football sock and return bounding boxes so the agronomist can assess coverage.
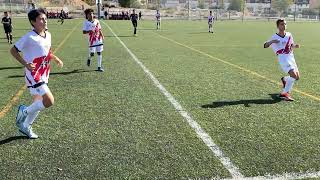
[25,100,45,115]
[23,111,40,128]
[283,77,295,93]
[97,54,102,68]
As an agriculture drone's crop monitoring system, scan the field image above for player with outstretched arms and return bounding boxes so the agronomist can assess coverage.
[264,18,300,101]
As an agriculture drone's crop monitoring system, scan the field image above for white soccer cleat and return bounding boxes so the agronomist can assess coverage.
[18,125,39,139]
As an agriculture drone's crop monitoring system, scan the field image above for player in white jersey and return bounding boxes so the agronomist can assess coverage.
[83,8,105,72]
[155,10,161,30]
[208,11,214,33]
[10,9,63,139]
[264,18,300,101]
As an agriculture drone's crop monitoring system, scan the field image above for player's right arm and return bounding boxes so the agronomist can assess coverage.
[264,39,279,48]
[10,46,35,71]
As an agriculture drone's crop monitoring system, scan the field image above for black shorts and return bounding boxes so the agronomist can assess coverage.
[132,20,137,28]
[4,26,12,33]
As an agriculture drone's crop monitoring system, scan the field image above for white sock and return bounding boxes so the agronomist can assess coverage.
[283,77,296,93]
[25,100,45,114]
[23,111,40,128]
[97,54,102,68]
[282,76,290,91]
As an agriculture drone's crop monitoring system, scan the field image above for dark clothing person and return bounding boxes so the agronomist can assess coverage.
[139,11,142,20]
[130,13,138,35]
[2,16,12,43]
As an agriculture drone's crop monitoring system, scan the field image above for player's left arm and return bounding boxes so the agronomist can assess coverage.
[99,29,104,40]
[291,35,300,48]
[51,54,63,68]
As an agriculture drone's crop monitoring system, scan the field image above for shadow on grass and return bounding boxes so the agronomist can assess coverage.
[7,69,94,78]
[201,94,281,108]
[0,66,23,71]
[0,136,28,145]
[104,35,134,38]
[139,28,156,30]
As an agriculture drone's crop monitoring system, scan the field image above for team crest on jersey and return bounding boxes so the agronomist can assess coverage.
[31,50,52,83]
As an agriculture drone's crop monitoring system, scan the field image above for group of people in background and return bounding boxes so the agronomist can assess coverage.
[104,10,142,21]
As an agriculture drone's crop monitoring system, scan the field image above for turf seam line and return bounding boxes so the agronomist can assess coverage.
[103,21,244,179]
[0,22,81,120]
[156,33,320,102]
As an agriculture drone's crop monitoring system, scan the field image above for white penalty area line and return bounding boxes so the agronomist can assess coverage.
[223,171,320,180]
[102,21,244,179]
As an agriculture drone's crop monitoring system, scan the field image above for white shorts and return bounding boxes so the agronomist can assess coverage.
[278,54,298,73]
[89,45,103,53]
[29,84,50,96]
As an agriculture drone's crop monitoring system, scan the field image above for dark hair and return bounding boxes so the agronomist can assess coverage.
[84,8,94,19]
[276,18,285,27]
[4,11,8,14]
[28,8,46,27]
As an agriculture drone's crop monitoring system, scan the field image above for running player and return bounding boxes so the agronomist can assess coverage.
[130,9,138,36]
[10,8,64,139]
[57,9,65,25]
[208,10,214,33]
[155,10,161,30]
[83,8,104,72]
[2,12,13,44]
[264,18,300,101]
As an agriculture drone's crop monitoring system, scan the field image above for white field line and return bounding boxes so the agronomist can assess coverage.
[222,171,320,180]
[102,21,244,179]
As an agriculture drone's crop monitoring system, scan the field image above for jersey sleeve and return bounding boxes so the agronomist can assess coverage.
[14,33,29,52]
[82,21,89,31]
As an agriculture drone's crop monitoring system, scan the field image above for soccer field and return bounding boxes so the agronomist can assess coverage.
[1,18,320,179]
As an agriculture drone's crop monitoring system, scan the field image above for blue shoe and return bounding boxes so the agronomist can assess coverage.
[16,105,27,127]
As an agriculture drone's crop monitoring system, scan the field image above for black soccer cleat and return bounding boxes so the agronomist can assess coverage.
[87,59,91,66]
[97,67,104,72]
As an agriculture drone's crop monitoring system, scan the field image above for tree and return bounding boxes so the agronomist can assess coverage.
[271,0,293,16]
[228,0,241,11]
[119,0,131,7]
[198,0,205,9]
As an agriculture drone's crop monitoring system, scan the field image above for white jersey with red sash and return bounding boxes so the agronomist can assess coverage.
[269,32,294,56]
[14,30,52,87]
[83,19,103,47]
[268,32,298,73]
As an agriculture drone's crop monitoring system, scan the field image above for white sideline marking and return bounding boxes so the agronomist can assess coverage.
[102,21,244,179]
[223,171,320,180]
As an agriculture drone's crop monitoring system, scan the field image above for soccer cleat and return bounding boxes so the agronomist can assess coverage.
[87,59,91,66]
[19,125,38,139]
[16,105,27,127]
[281,77,286,89]
[279,93,294,101]
[97,67,104,72]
